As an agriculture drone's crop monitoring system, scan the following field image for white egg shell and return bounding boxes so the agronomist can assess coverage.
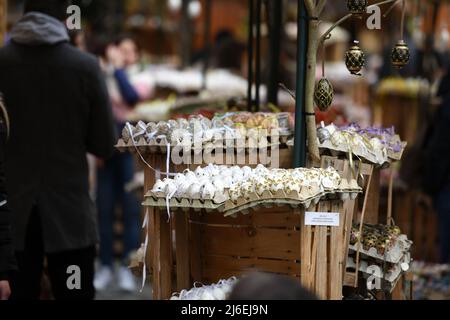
[164,181,177,197]
[370,137,383,150]
[201,290,216,300]
[201,183,216,200]
[222,176,234,188]
[185,171,197,181]
[188,183,202,199]
[212,178,225,192]
[151,179,166,194]
[176,180,192,197]
[174,173,186,182]
[212,288,226,300]
[321,177,335,189]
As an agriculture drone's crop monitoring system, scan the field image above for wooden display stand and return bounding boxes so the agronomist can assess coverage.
[140,150,359,300]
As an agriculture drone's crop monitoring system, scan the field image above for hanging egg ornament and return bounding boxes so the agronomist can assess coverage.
[347,0,368,15]
[345,41,365,75]
[391,40,410,69]
[314,78,334,112]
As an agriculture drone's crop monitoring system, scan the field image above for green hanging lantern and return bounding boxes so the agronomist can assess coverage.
[314,78,334,112]
[391,40,410,69]
[347,0,368,15]
[345,41,365,76]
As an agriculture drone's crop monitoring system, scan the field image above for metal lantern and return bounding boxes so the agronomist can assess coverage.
[314,78,334,112]
[347,0,368,15]
[345,41,365,75]
[391,40,410,69]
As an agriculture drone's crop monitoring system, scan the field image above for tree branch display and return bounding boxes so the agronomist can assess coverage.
[303,0,408,161]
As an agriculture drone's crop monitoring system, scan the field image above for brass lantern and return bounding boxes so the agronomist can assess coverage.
[345,41,365,75]
[391,40,410,69]
[347,0,368,15]
[314,78,334,112]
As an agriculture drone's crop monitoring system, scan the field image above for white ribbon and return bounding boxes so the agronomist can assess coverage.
[140,211,149,293]
[0,200,6,207]
[125,123,176,177]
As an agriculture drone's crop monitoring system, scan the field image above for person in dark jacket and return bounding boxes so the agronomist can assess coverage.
[0,0,116,299]
[0,98,16,300]
[424,67,450,263]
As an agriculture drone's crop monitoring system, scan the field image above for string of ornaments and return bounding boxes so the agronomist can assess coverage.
[314,0,410,113]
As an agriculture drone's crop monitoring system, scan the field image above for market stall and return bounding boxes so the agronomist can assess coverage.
[113,0,420,301]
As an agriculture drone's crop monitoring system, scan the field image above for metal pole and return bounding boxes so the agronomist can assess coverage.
[293,0,309,168]
[202,0,212,90]
[267,0,283,106]
[255,0,262,112]
[247,0,254,112]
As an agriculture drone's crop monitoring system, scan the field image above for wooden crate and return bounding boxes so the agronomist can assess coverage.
[138,150,363,300]
[154,199,350,300]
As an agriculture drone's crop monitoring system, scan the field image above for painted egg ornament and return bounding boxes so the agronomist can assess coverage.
[314,78,334,112]
[391,40,410,69]
[347,0,368,15]
[345,41,365,75]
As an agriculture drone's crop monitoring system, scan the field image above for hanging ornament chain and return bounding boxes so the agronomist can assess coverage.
[400,0,406,40]
[322,40,326,78]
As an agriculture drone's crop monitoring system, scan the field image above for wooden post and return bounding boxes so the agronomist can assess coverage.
[0,0,7,46]
[365,167,380,224]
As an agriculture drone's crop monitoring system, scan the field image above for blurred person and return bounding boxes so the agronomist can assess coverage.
[0,98,16,300]
[69,30,87,52]
[192,30,246,74]
[0,0,116,300]
[93,36,152,292]
[424,67,450,263]
[228,273,318,300]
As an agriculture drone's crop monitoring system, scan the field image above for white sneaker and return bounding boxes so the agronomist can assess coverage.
[94,266,113,291]
[117,266,137,292]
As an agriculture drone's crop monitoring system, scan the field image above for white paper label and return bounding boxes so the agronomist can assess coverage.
[305,212,340,227]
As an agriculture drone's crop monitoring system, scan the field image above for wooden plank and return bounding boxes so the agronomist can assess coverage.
[342,199,356,277]
[202,269,246,285]
[191,211,301,228]
[309,226,319,292]
[200,225,301,260]
[329,201,344,300]
[158,210,173,300]
[202,256,301,276]
[174,213,191,292]
[300,208,313,291]
[151,208,161,300]
[189,212,203,283]
[315,202,328,300]
[365,167,380,224]
[391,275,405,300]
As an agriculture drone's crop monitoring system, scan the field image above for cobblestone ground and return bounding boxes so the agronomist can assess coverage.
[95,281,152,300]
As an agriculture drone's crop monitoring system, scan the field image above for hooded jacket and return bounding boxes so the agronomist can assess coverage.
[0,12,117,253]
[0,100,16,280]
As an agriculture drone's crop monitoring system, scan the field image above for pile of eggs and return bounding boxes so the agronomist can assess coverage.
[150,164,356,204]
[121,114,290,148]
[170,277,238,300]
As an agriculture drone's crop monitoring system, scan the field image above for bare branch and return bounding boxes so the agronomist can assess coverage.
[316,0,327,16]
[318,13,353,44]
[304,0,315,15]
[318,0,399,46]
[383,0,401,18]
